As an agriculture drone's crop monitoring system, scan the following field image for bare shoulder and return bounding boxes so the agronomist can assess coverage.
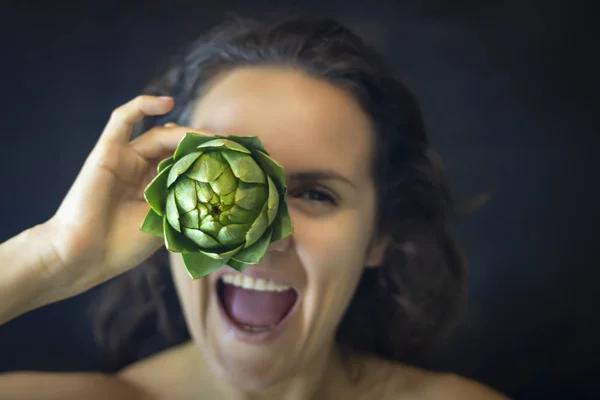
[409,372,511,400]
[0,371,154,400]
[362,356,510,400]
[118,341,200,400]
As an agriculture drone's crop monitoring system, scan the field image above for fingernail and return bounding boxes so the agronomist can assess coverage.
[158,96,173,101]
[164,122,177,127]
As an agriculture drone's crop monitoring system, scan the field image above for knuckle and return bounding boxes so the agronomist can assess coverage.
[134,94,148,104]
[110,95,145,121]
[137,125,161,140]
[92,142,121,169]
[110,105,128,122]
[146,125,162,134]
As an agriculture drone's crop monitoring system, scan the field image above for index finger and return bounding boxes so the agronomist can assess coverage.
[98,95,175,145]
[130,126,215,161]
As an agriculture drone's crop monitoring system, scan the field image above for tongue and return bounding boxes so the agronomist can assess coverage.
[222,284,296,327]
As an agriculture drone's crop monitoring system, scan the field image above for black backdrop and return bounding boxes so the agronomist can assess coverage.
[0,1,597,399]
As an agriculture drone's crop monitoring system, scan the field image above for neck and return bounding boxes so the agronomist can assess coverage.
[197,341,352,400]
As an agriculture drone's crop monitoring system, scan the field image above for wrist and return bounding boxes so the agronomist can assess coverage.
[26,220,74,305]
[0,222,65,324]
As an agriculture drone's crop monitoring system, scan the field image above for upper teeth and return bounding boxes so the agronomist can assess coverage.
[221,274,291,292]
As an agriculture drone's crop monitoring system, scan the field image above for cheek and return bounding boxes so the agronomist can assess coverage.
[290,208,374,347]
[292,208,373,299]
[169,255,204,338]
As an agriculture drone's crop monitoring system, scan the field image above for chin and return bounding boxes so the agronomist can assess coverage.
[192,266,305,390]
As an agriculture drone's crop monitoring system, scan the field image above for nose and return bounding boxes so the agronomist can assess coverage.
[267,235,291,253]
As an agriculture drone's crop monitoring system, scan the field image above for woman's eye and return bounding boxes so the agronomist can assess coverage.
[293,188,336,204]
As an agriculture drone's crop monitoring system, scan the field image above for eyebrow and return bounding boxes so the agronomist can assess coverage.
[286,170,357,189]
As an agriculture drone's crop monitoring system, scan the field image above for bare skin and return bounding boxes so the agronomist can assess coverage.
[0,69,509,399]
[116,341,507,400]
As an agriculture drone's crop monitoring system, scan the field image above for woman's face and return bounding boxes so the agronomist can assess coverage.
[169,66,386,389]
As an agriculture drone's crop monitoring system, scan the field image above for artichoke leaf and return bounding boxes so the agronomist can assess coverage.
[166,190,181,232]
[209,193,220,205]
[174,132,216,160]
[235,182,268,211]
[197,138,252,154]
[221,150,266,184]
[201,244,245,260]
[174,177,198,213]
[226,258,247,272]
[140,208,164,237]
[221,190,236,206]
[245,202,269,248]
[252,150,286,194]
[182,252,227,279]
[266,176,280,225]
[210,167,237,195]
[144,164,173,216]
[183,227,222,249]
[186,152,227,183]
[180,209,200,230]
[199,219,223,239]
[168,152,203,187]
[196,182,215,203]
[226,205,257,224]
[157,156,175,173]
[164,218,200,253]
[270,201,293,241]
[217,223,252,246]
[197,203,209,219]
[218,213,232,225]
[233,228,273,264]
[227,136,267,154]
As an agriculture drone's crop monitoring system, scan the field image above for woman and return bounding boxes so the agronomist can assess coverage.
[0,15,508,399]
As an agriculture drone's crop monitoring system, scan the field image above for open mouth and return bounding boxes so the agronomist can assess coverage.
[217,273,298,334]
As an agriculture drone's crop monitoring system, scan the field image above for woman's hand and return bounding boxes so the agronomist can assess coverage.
[41,95,201,299]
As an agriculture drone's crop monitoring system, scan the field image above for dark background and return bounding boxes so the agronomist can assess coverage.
[0,0,597,399]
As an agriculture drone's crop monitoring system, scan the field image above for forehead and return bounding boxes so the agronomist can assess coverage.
[189,67,374,182]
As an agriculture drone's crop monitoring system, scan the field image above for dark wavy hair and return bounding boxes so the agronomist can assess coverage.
[93,14,474,373]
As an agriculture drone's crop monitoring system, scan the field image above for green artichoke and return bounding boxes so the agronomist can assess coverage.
[140,132,293,279]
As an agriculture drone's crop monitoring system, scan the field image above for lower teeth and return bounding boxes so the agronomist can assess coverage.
[242,325,271,332]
